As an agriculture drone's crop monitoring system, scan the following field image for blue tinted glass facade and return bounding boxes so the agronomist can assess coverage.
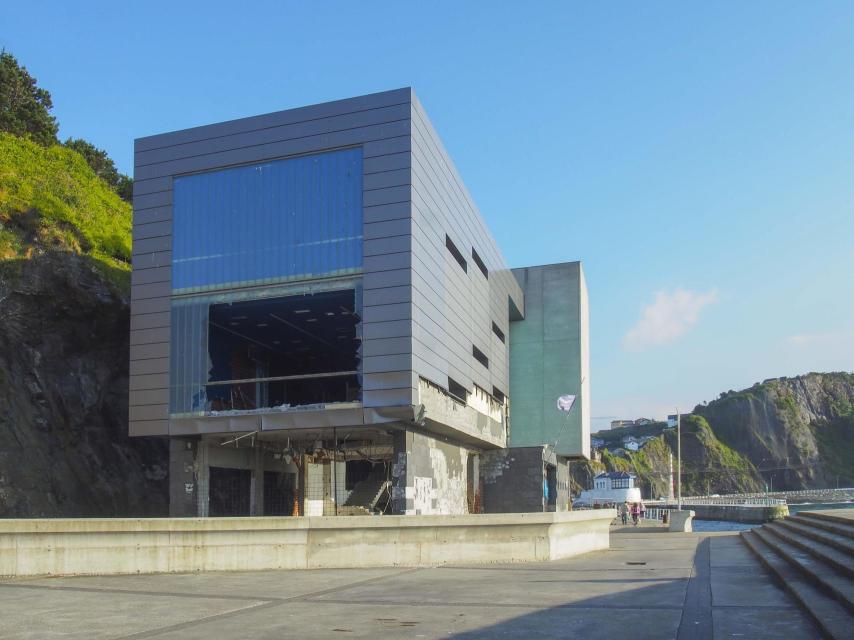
[172,148,363,293]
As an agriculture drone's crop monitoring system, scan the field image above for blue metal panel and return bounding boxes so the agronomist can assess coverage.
[171,148,363,293]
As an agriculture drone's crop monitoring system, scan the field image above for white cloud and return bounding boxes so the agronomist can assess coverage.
[623,288,718,351]
[786,331,845,347]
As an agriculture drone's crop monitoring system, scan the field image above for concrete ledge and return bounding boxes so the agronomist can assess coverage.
[688,504,789,524]
[0,511,614,577]
[668,510,695,532]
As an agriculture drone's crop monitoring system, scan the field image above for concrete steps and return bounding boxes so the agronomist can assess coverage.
[791,513,854,540]
[774,519,854,562]
[764,522,854,579]
[741,510,854,639]
[343,466,390,513]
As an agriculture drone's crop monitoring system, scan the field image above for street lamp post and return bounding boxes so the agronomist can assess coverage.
[677,409,682,511]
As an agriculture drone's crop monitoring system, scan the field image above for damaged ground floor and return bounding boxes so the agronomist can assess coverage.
[168,424,572,518]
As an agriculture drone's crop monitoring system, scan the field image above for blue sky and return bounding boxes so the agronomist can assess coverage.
[5,2,853,429]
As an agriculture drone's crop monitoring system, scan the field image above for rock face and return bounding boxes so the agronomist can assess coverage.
[0,253,167,517]
[695,373,854,491]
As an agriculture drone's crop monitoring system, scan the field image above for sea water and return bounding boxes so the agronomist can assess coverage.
[691,501,854,532]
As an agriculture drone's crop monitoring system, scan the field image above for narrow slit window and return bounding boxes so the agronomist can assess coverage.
[445,235,467,272]
[472,345,489,369]
[471,247,488,279]
[448,377,468,402]
[491,321,505,343]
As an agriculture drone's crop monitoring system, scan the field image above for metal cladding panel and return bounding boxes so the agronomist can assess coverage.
[130,89,415,436]
[408,93,522,407]
[171,148,363,294]
[509,262,589,459]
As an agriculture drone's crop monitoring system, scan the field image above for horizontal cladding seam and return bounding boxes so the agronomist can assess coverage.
[409,232,496,324]
[410,154,493,269]
[410,201,520,320]
[412,317,496,385]
[411,325,480,383]
[410,121,522,310]
[412,316,498,380]
[129,150,408,199]
[135,104,411,166]
[134,120,410,177]
[409,149,507,281]
[135,132,410,183]
[411,278,495,356]
[409,114,500,268]
[412,252,500,336]
[135,95,412,153]
[411,102,500,262]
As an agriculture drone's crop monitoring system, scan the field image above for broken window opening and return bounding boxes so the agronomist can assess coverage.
[471,247,488,279]
[445,234,467,272]
[205,289,361,412]
[472,345,489,369]
[447,376,468,403]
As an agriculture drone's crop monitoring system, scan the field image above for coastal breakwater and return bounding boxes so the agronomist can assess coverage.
[652,500,789,524]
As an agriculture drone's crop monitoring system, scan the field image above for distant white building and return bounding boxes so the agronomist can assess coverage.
[667,413,690,428]
[610,419,634,429]
[591,437,605,449]
[579,472,642,505]
[622,436,640,452]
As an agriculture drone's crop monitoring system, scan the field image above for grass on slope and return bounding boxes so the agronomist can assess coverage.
[0,132,131,289]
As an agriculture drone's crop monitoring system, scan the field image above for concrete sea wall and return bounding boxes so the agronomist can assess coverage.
[0,511,614,578]
[689,504,789,524]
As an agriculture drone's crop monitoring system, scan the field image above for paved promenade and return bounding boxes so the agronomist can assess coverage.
[0,530,818,639]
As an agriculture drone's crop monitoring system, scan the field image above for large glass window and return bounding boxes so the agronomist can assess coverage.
[172,148,363,293]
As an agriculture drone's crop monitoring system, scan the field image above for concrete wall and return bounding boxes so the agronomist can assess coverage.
[481,447,569,513]
[0,511,613,577]
[509,263,590,458]
[391,428,471,515]
[682,504,789,524]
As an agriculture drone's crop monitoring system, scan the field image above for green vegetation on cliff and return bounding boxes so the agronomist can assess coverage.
[582,415,762,498]
[576,373,854,498]
[696,372,854,489]
[0,132,131,288]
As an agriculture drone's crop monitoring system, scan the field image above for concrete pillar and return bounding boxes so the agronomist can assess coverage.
[195,440,210,517]
[390,429,411,515]
[169,438,198,517]
[249,446,264,516]
[467,452,481,513]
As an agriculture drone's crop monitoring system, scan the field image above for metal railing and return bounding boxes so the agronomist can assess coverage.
[678,496,786,506]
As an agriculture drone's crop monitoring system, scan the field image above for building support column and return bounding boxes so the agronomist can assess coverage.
[250,445,264,516]
[169,438,198,517]
[195,440,210,517]
[390,428,412,515]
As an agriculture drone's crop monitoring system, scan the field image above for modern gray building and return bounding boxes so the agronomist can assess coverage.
[130,88,589,517]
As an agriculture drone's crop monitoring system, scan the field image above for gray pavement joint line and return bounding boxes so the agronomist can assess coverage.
[0,567,425,605]
[299,597,686,610]
[676,537,713,640]
[0,582,270,602]
[109,568,424,640]
[115,599,282,640]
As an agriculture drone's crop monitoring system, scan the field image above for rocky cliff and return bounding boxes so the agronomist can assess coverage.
[695,373,854,491]
[576,372,854,498]
[0,133,168,516]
